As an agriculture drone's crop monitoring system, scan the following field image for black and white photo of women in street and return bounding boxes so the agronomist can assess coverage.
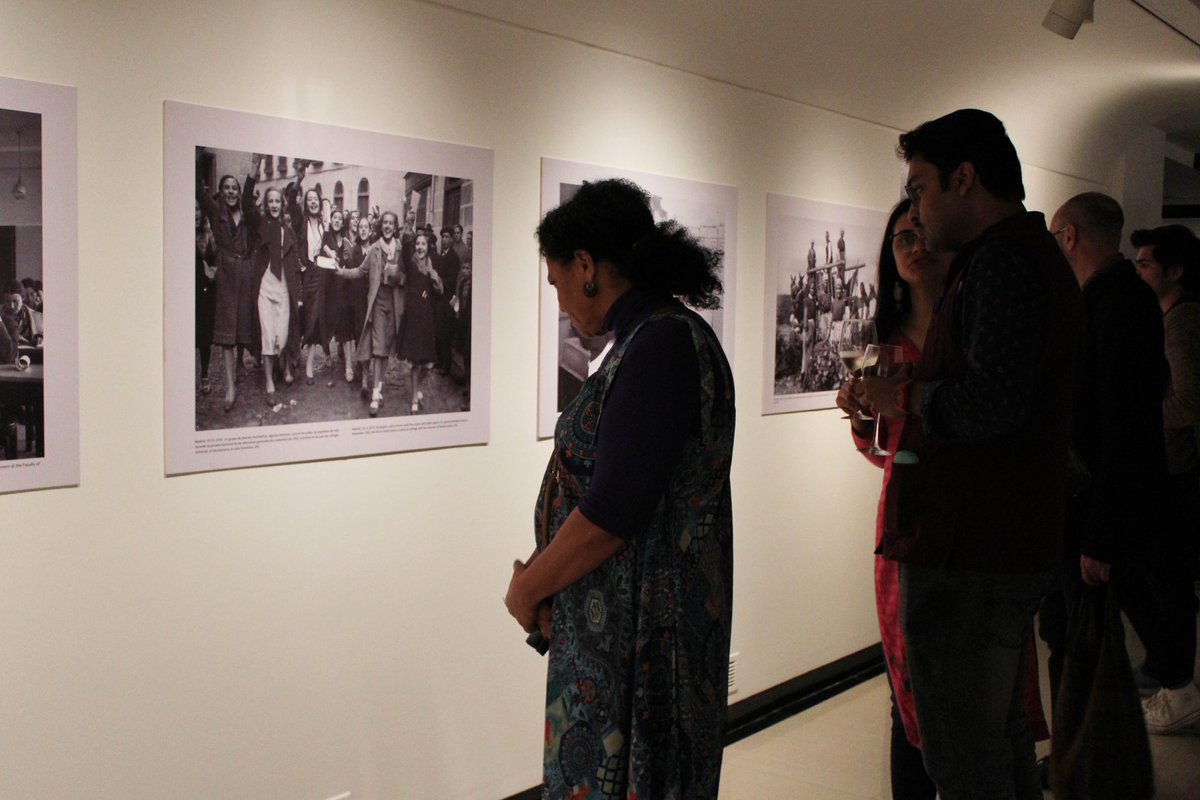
[194,146,474,430]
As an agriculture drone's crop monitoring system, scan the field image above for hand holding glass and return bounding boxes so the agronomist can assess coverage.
[839,319,877,420]
[866,344,904,456]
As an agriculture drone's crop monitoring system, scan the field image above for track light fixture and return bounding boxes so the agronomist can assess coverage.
[1043,0,1095,39]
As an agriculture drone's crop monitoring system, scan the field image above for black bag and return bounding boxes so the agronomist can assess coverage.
[1049,583,1154,800]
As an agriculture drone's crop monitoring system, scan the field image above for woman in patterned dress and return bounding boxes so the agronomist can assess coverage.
[505,178,735,800]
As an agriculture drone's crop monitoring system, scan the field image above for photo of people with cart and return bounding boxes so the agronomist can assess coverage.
[764,193,886,414]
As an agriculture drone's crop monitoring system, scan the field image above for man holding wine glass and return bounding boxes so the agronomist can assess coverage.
[854,109,1083,800]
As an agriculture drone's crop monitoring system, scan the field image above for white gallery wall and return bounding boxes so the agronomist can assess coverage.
[0,1,1161,798]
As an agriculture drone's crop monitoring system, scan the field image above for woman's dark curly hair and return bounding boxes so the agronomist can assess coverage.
[536,178,723,309]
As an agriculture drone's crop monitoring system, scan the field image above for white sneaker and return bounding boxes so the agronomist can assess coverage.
[369,386,383,417]
[1142,683,1200,734]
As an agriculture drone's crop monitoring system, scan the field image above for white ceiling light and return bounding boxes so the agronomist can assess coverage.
[1043,0,1095,38]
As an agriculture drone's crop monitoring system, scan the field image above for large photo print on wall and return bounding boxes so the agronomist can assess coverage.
[0,76,78,492]
[538,158,737,438]
[165,102,491,474]
[763,193,886,414]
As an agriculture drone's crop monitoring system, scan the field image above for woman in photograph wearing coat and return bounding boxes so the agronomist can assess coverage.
[196,170,259,412]
[285,162,328,385]
[321,207,358,382]
[337,210,405,416]
[397,229,442,414]
[195,201,217,395]
[248,187,301,404]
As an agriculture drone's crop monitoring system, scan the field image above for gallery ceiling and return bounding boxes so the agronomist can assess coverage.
[431,0,1200,200]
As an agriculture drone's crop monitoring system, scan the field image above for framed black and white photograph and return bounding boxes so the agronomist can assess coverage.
[763,193,887,414]
[0,76,78,492]
[537,158,737,438]
[164,102,491,475]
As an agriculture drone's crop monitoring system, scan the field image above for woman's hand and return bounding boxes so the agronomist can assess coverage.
[506,559,539,633]
[835,378,864,417]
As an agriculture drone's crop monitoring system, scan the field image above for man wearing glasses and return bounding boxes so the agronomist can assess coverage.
[857,109,1083,799]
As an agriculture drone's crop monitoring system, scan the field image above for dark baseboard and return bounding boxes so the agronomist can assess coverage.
[725,643,885,744]
[500,643,885,800]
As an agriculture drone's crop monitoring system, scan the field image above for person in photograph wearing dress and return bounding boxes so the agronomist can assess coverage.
[346,216,373,391]
[505,178,735,800]
[321,207,357,382]
[195,202,218,395]
[339,210,405,416]
[197,170,258,412]
[335,213,369,385]
[285,162,328,385]
[398,230,441,414]
[247,187,300,404]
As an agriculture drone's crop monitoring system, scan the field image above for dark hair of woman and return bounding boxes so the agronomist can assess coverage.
[535,178,723,309]
[216,174,239,201]
[873,198,912,342]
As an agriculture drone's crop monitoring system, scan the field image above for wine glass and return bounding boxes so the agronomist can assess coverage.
[839,319,877,419]
[838,318,877,378]
[867,344,905,456]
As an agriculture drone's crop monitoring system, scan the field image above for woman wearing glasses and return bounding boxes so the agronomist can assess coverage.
[836,198,949,800]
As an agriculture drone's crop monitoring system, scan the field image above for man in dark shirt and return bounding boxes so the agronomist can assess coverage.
[1040,193,1169,718]
[858,109,1083,800]
[1131,225,1200,733]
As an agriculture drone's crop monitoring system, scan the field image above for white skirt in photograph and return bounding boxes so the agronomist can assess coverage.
[258,268,290,356]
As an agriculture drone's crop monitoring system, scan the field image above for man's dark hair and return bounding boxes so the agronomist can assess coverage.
[897,109,1025,202]
[1130,224,1200,292]
[1059,192,1124,251]
[4,280,24,297]
[19,278,34,289]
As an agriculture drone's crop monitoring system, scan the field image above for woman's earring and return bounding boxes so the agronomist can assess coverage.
[583,281,598,298]
[893,283,903,303]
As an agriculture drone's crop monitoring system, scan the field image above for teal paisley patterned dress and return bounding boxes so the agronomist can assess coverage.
[534,303,735,800]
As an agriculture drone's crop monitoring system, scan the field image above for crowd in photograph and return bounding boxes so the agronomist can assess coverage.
[196,161,472,420]
[776,230,879,394]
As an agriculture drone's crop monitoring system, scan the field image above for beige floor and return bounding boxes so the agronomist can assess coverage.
[721,612,1200,800]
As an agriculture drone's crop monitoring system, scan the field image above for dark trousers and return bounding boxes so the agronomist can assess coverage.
[900,562,1047,800]
[887,674,936,800]
[1041,475,1199,700]
[1127,472,1199,687]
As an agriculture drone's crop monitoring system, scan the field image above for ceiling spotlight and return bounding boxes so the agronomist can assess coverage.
[1043,0,1095,39]
[11,128,26,201]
